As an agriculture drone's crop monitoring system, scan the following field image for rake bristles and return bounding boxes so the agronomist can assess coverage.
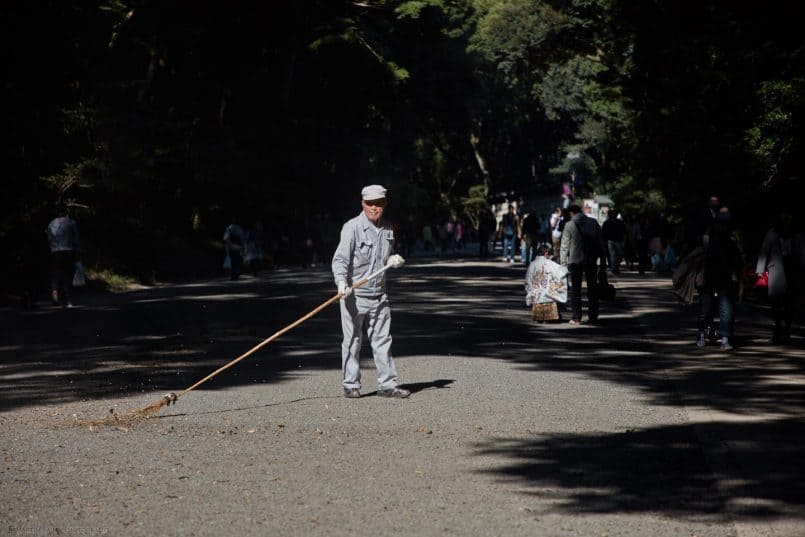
[72,394,175,428]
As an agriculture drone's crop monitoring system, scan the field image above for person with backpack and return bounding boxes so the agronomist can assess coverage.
[560,204,606,324]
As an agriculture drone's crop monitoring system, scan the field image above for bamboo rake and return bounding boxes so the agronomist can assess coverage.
[76,263,394,427]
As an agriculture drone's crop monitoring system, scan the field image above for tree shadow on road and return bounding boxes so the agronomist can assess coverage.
[2,260,804,520]
[0,270,342,410]
[2,263,802,420]
[473,417,805,521]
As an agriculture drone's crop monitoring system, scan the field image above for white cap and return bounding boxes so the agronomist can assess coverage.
[361,184,387,201]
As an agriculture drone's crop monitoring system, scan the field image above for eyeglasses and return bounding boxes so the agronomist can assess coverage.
[363,199,387,207]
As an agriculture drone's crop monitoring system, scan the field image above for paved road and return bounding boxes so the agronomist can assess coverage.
[1,260,803,536]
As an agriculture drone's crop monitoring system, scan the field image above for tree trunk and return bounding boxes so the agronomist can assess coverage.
[470,129,491,188]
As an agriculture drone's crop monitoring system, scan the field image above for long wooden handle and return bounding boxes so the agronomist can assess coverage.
[176,263,392,398]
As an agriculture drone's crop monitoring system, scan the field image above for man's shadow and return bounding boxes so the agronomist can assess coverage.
[364,379,455,397]
[400,378,455,394]
[365,379,455,397]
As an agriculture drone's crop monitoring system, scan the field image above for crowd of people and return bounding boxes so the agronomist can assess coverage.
[248,203,680,274]
[493,203,680,274]
[675,195,804,350]
[7,191,803,354]
[515,192,804,350]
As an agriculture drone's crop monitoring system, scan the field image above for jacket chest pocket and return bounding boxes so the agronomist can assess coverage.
[354,240,373,270]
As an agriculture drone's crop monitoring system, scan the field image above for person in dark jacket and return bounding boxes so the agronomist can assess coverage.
[520,209,541,265]
[696,207,744,350]
[602,213,627,273]
[223,218,246,280]
[560,205,606,324]
[478,209,495,259]
[499,205,520,264]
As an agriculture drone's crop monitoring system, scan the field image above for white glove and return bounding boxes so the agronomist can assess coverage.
[337,281,352,298]
[388,254,405,269]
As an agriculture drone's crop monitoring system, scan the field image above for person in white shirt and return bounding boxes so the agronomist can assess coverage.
[46,203,80,307]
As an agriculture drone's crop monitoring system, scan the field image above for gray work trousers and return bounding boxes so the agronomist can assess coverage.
[340,293,398,390]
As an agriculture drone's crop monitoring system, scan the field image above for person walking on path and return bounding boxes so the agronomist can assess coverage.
[602,212,626,273]
[244,220,265,276]
[698,195,721,243]
[332,184,409,399]
[696,207,745,350]
[560,204,606,324]
[538,212,550,245]
[635,215,650,274]
[46,203,80,308]
[454,219,465,251]
[550,206,563,255]
[500,205,520,264]
[422,223,434,252]
[478,209,494,259]
[520,209,540,265]
[223,218,246,280]
[755,206,805,344]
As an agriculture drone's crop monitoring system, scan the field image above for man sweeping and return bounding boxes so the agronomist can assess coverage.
[332,185,409,399]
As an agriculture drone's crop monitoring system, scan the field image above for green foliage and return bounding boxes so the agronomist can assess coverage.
[395,0,444,19]
[40,157,106,202]
[470,0,635,194]
[549,153,596,187]
[744,78,805,185]
[98,0,129,14]
[3,0,804,292]
[539,56,607,120]
[607,174,667,216]
[470,0,573,84]
[461,183,490,228]
[85,267,140,292]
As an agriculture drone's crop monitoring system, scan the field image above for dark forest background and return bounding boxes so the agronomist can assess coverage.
[2,0,803,295]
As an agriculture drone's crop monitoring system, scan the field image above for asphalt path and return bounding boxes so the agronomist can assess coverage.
[1,259,803,536]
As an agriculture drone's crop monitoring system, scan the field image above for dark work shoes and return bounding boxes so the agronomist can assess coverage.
[377,387,411,399]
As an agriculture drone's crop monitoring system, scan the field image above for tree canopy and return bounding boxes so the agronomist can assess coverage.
[3,0,803,287]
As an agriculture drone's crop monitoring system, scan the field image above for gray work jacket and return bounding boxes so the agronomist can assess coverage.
[332,212,395,297]
[560,214,604,266]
